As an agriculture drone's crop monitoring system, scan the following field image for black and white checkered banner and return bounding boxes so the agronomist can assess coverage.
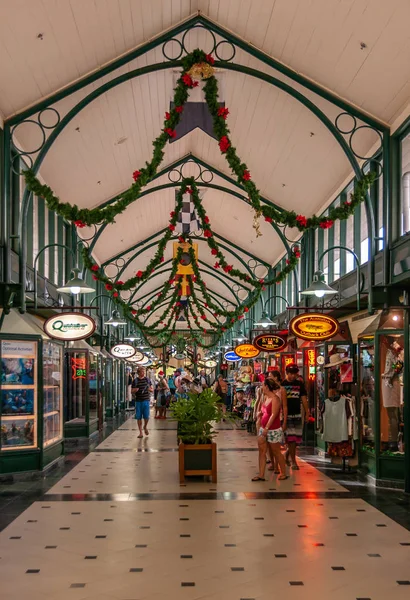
[176,191,202,234]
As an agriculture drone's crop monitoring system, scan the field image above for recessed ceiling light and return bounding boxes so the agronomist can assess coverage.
[116,137,128,145]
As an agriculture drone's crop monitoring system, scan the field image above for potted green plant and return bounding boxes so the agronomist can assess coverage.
[171,387,224,483]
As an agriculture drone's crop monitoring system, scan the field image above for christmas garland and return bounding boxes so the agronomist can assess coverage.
[23,47,376,340]
[23,48,375,233]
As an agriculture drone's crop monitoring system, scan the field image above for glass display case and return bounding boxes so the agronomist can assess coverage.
[1,339,37,451]
[358,310,405,483]
[43,341,63,448]
[0,330,64,474]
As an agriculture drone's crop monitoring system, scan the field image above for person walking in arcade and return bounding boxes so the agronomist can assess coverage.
[252,378,288,481]
[281,364,309,470]
[132,367,153,438]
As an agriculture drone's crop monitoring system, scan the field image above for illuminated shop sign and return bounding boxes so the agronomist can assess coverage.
[110,344,137,359]
[126,352,145,363]
[224,351,241,362]
[71,357,87,380]
[234,344,260,359]
[289,313,339,341]
[253,334,287,352]
[306,348,316,381]
[44,313,96,341]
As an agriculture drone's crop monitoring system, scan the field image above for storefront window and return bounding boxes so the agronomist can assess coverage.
[359,338,375,453]
[89,353,98,422]
[379,334,404,455]
[0,339,37,450]
[315,346,325,431]
[43,341,63,447]
[66,351,87,422]
[401,131,410,235]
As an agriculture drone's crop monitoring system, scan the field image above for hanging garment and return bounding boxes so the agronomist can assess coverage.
[346,396,359,440]
[322,397,348,443]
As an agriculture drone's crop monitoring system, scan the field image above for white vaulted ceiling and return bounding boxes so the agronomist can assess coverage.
[2,0,410,319]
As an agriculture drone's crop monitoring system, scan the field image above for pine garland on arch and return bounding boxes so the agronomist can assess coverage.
[22,48,376,339]
[23,48,375,232]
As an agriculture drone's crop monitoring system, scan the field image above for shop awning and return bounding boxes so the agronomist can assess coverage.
[0,309,51,340]
[66,339,98,353]
[349,311,381,341]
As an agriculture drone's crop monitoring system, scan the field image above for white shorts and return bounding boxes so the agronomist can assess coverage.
[259,427,285,444]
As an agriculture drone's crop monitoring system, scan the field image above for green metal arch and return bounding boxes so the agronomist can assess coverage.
[16,44,376,310]
[109,234,261,284]
[127,259,244,305]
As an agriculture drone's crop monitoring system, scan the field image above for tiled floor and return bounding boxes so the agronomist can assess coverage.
[1,415,410,599]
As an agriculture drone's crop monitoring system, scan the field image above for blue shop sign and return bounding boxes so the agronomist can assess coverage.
[224,351,241,362]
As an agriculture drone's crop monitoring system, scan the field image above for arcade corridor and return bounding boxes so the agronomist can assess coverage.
[1,418,410,600]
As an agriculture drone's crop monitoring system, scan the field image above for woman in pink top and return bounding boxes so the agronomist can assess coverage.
[252,378,288,481]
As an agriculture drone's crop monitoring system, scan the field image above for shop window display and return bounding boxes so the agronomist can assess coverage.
[359,339,375,453]
[66,351,87,423]
[380,334,404,454]
[43,341,63,448]
[0,340,37,450]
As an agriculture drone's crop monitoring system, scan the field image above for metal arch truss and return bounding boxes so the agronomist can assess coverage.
[2,13,389,317]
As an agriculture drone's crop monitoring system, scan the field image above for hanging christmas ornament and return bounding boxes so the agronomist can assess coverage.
[253,209,263,238]
[187,62,215,80]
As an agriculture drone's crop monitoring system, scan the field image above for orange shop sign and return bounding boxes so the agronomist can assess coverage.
[234,343,260,359]
[306,348,316,381]
[289,313,339,341]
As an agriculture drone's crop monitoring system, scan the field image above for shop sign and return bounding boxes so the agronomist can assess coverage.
[283,355,295,369]
[234,343,260,359]
[44,313,96,341]
[126,355,150,366]
[126,352,146,363]
[289,313,339,341]
[71,356,87,380]
[1,340,36,357]
[317,355,325,365]
[203,359,217,368]
[253,334,287,352]
[306,348,316,381]
[110,344,136,359]
[224,351,241,362]
[220,363,228,370]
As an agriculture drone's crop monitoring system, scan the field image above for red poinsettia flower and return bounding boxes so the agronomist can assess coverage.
[259,278,264,284]
[265,216,273,223]
[164,127,177,139]
[219,135,231,153]
[91,264,99,271]
[204,216,210,224]
[344,201,352,208]
[294,250,301,258]
[92,275,98,281]
[319,219,334,230]
[211,248,218,256]
[186,187,193,194]
[286,259,290,265]
[204,303,208,308]
[181,73,198,88]
[74,220,86,228]
[136,270,143,278]
[204,229,212,238]
[243,170,251,181]
[133,170,141,182]
[168,224,176,231]
[175,105,184,113]
[296,215,307,227]
[113,292,119,298]
[170,211,175,218]
[116,280,124,286]
[131,309,137,315]
[169,277,175,284]
[201,315,206,320]
[157,292,162,297]
[244,307,249,313]
[205,53,215,65]
[161,256,165,262]
[217,106,229,119]
[146,306,151,311]
[224,265,233,273]
[192,276,197,282]
[165,111,171,120]
[105,283,113,291]
[203,329,207,334]
[178,236,185,243]
[214,262,220,269]
[239,314,244,319]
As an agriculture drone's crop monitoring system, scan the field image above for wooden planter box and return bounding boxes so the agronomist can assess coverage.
[178,442,217,483]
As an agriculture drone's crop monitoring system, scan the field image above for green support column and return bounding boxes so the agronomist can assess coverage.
[404,307,410,493]
[37,197,45,275]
